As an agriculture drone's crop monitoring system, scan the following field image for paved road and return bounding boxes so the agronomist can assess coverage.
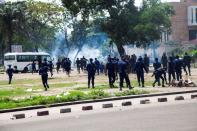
[0,100,197,131]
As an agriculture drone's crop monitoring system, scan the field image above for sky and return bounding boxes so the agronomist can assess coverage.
[2,0,181,6]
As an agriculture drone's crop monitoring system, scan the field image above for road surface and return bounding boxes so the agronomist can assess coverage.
[0,100,197,131]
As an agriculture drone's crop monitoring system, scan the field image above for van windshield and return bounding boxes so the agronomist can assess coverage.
[4,55,15,61]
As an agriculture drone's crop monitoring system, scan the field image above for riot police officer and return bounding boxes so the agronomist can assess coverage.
[134,57,148,87]
[168,56,176,84]
[39,64,49,91]
[153,58,161,70]
[76,58,81,74]
[118,56,133,91]
[87,58,96,88]
[161,53,168,68]
[152,67,167,87]
[143,54,150,72]
[31,60,36,74]
[105,58,116,88]
[95,58,100,75]
[183,52,191,76]
[6,65,14,84]
[174,56,183,81]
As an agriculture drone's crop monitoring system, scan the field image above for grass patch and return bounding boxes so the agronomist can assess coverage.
[0,89,150,110]
[0,88,28,97]
[114,89,150,97]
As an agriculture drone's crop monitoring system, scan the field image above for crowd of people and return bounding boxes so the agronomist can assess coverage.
[6,52,194,91]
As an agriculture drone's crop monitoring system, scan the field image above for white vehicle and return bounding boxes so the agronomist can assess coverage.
[4,52,52,72]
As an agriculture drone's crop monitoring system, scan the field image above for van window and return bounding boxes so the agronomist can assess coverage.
[4,55,15,61]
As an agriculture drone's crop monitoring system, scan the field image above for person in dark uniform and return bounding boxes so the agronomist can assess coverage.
[143,54,150,72]
[161,53,168,68]
[42,58,48,67]
[94,58,100,75]
[82,56,87,72]
[168,56,176,84]
[56,59,61,73]
[87,58,96,88]
[152,67,167,87]
[174,56,183,81]
[100,62,105,74]
[48,61,54,77]
[6,65,14,84]
[153,58,161,70]
[64,58,71,77]
[118,56,133,91]
[76,58,81,74]
[183,52,192,76]
[134,57,148,87]
[39,64,49,91]
[105,58,116,88]
[31,60,36,74]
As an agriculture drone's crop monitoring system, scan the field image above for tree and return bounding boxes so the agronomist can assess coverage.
[61,0,174,56]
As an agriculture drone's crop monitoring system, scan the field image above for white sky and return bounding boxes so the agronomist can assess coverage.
[3,0,181,6]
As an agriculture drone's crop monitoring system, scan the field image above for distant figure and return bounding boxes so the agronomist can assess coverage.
[161,53,168,68]
[42,58,48,67]
[174,56,183,81]
[94,58,100,75]
[183,52,192,76]
[87,58,96,88]
[168,56,176,84]
[130,54,137,73]
[6,65,14,84]
[134,57,148,87]
[39,65,49,91]
[100,62,105,74]
[64,58,71,77]
[49,61,54,77]
[76,58,81,74]
[105,58,116,88]
[118,56,133,91]
[152,68,167,87]
[143,54,150,72]
[31,60,36,74]
[82,56,87,72]
[56,59,61,73]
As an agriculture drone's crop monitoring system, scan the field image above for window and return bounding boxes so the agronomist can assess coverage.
[4,55,15,61]
[17,55,30,62]
[189,30,197,40]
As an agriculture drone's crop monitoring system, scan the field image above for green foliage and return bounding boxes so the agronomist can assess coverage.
[0,89,150,109]
[62,0,174,56]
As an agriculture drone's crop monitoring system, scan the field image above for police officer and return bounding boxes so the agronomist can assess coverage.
[134,57,148,87]
[161,53,168,68]
[87,58,96,88]
[118,56,133,91]
[183,52,191,76]
[152,67,167,87]
[76,58,81,74]
[39,64,49,91]
[56,59,61,73]
[64,58,71,77]
[94,58,100,75]
[6,65,14,84]
[143,54,150,72]
[49,61,54,77]
[174,56,183,81]
[168,56,176,84]
[153,58,161,70]
[105,58,116,88]
[31,60,36,74]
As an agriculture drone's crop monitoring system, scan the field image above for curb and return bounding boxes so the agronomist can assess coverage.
[1,90,197,113]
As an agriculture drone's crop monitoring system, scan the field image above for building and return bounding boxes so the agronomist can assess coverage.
[169,0,197,43]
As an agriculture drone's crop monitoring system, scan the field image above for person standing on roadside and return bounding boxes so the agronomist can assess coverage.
[87,58,96,88]
[6,65,14,84]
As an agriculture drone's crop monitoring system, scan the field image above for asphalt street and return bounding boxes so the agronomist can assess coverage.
[0,100,197,131]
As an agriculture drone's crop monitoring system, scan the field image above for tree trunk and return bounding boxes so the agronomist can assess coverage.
[116,43,126,57]
[7,20,13,53]
[74,47,82,62]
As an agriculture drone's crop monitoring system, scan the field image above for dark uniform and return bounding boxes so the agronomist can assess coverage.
[76,58,81,74]
[95,58,100,75]
[87,58,96,88]
[56,59,61,73]
[168,56,176,84]
[32,61,36,74]
[64,58,71,77]
[152,68,167,87]
[106,58,116,88]
[153,58,161,70]
[143,54,150,72]
[39,65,49,91]
[118,58,132,91]
[6,65,14,84]
[183,53,191,76]
[174,56,183,81]
[161,53,168,68]
[100,62,105,74]
[49,61,54,77]
[134,57,148,87]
